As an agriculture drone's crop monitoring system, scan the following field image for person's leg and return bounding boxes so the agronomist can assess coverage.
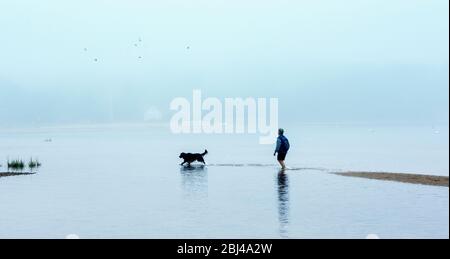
[278,160,286,170]
[277,152,287,169]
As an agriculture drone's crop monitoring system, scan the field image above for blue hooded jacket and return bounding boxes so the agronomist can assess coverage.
[275,135,290,153]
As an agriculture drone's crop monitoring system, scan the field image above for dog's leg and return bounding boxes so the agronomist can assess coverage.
[197,157,206,164]
[180,161,186,166]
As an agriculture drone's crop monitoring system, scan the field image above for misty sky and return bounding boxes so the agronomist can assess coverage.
[0,0,448,127]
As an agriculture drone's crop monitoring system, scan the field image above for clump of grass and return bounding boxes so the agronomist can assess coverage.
[7,159,25,170]
[5,158,42,172]
[28,158,42,169]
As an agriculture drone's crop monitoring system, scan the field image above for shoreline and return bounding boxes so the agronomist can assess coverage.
[0,172,35,178]
[335,171,449,187]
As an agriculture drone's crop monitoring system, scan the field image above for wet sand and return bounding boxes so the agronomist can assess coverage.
[335,172,449,187]
[0,172,35,178]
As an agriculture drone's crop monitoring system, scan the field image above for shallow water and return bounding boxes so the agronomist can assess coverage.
[0,124,448,238]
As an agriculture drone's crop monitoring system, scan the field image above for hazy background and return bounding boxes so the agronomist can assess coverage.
[0,0,448,128]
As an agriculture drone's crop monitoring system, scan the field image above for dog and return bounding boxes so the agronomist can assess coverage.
[179,150,208,166]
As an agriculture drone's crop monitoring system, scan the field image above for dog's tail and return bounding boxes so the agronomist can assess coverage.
[202,149,208,156]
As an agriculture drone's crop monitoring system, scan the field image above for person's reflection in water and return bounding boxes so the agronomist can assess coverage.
[277,170,290,238]
[180,165,208,200]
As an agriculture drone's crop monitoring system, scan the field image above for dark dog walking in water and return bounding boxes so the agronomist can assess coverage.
[179,150,208,166]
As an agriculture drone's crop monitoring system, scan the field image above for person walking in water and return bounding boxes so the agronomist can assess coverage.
[274,128,290,170]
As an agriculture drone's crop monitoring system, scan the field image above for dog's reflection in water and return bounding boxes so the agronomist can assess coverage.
[180,165,208,200]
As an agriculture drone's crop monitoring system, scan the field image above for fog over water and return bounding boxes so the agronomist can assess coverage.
[0,0,448,127]
[0,1,448,239]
